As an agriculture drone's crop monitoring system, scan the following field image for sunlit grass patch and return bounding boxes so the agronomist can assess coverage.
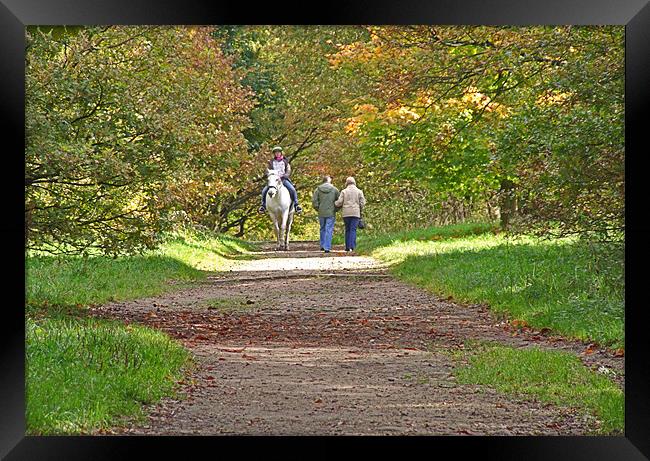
[26,229,252,310]
[26,316,191,435]
[335,221,497,251]
[361,227,624,349]
[26,255,203,310]
[454,343,624,434]
[158,228,255,271]
[370,231,504,266]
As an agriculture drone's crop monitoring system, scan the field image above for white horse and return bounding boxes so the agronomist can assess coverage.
[264,169,294,251]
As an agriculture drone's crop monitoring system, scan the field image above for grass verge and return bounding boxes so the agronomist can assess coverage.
[358,224,624,349]
[26,228,250,434]
[453,342,624,434]
[26,316,191,435]
[26,229,252,310]
[343,221,498,251]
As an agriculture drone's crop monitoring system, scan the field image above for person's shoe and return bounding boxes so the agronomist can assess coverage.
[258,206,266,213]
[324,250,330,253]
[295,205,303,214]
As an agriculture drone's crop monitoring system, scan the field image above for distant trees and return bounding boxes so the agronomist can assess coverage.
[26,25,624,255]
[329,26,624,241]
[26,26,254,255]
[208,25,369,237]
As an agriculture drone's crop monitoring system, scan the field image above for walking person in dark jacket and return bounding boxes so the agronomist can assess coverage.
[334,176,366,252]
[312,176,340,253]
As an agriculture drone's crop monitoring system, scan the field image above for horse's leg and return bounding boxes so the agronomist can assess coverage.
[280,210,290,250]
[273,215,282,251]
[285,212,293,251]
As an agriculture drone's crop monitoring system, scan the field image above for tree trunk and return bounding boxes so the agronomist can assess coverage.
[235,216,247,238]
[499,179,516,230]
[486,195,496,222]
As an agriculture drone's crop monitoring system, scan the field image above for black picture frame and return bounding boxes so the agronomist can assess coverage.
[3,0,649,459]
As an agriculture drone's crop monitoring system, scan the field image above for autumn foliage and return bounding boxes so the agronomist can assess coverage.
[26,25,624,254]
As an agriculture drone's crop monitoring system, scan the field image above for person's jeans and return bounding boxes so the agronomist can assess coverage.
[319,216,335,251]
[343,216,360,251]
[261,179,299,207]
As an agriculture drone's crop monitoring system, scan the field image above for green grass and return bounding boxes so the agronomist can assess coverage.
[341,223,624,433]
[201,297,256,312]
[26,229,252,310]
[339,221,499,250]
[26,315,191,435]
[25,228,252,434]
[26,255,203,310]
[158,229,255,271]
[454,342,624,434]
[359,225,624,349]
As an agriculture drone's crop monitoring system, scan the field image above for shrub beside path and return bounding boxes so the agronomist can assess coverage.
[90,241,623,435]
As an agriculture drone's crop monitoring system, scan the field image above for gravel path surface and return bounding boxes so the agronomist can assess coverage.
[90,241,623,435]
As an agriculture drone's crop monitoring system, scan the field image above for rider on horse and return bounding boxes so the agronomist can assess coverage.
[259,146,303,214]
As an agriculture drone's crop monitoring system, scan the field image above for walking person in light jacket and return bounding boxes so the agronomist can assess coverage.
[334,176,366,252]
[312,175,340,254]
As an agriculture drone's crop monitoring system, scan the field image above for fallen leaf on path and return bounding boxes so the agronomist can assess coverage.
[511,319,528,328]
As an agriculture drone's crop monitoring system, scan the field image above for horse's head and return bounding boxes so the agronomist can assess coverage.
[266,169,282,198]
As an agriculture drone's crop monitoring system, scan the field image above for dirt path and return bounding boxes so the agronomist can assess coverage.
[90,241,624,435]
